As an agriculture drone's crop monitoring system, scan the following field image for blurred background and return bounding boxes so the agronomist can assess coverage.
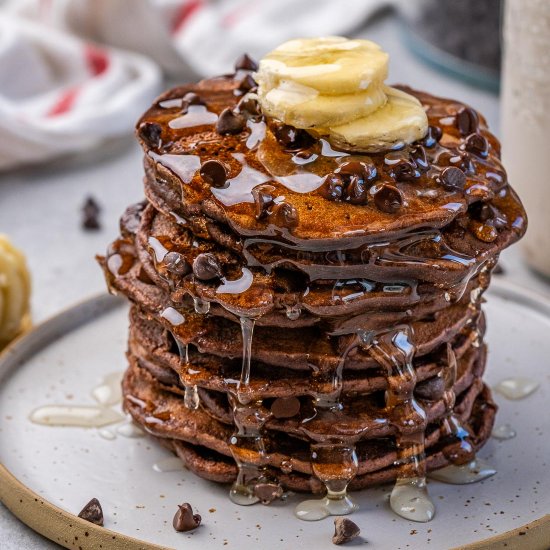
[0,0,549,546]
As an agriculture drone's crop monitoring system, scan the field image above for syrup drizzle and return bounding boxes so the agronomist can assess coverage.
[173,333,199,410]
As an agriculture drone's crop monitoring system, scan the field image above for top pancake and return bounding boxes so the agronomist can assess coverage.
[136,74,526,251]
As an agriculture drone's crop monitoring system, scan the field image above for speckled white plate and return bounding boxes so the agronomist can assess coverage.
[0,282,549,550]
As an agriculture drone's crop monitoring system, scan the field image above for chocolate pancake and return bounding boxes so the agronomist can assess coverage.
[99,52,525,515]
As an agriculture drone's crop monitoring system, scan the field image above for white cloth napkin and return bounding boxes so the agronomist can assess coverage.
[0,0,390,170]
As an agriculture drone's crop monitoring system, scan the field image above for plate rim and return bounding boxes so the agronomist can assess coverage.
[0,284,549,550]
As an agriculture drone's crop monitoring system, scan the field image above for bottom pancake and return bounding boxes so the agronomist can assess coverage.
[122,359,496,493]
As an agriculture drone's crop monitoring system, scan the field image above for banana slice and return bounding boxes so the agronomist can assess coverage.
[0,235,31,348]
[260,80,387,129]
[256,36,389,95]
[328,87,429,152]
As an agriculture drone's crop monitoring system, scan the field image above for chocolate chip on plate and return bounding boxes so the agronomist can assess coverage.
[200,160,228,188]
[77,498,104,526]
[173,503,201,532]
[193,253,222,281]
[332,517,360,545]
[253,482,284,505]
[216,108,246,134]
[373,184,403,213]
[456,106,479,136]
[271,396,301,419]
[82,196,101,230]
[439,166,467,190]
[137,121,162,149]
[234,53,259,72]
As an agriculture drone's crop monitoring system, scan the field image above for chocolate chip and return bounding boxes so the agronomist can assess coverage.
[464,133,489,157]
[200,160,228,188]
[173,503,201,532]
[439,166,466,190]
[337,160,377,182]
[271,202,299,229]
[163,251,190,276]
[78,498,104,526]
[82,196,101,231]
[237,73,257,93]
[373,184,403,213]
[391,159,419,181]
[415,376,445,401]
[456,107,479,136]
[181,92,204,113]
[253,482,284,505]
[345,177,369,205]
[423,125,442,148]
[271,396,301,419]
[272,122,315,152]
[192,253,222,281]
[410,145,430,172]
[216,108,246,135]
[252,184,275,219]
[332,517,360,545]
[137,121,162,149]
[235,53,259,72]
[237,94,262,120]
[119,201,145,236]
[320,173,345,201]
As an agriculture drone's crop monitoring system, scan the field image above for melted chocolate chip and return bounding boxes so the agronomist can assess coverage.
[465,133,489,157]
[173,503,201,532]
[252,185,275,219]
[237,73,257,93]
[137,121,162,149]
[270,396,301,419]
[119,201,145,236]
[272,123,315,152]
[200,160,228,188]
[234,53,259,72]
[439,166,466,190]
[216,108,246,135]
[237,94,262,120]
[320,173,345,201]
[78,498,104,526]
[410,145,430,172]
[373,184,403,213]
[193,253,222,281]
[391,159,419,181]
[332,517,360,545]
[415,376,445,401]
[253,482,284,505]
[456,107,479,136]
[82,196,101,231]
[163,251,190,276]
[345,177,369,205]
[423,125,442,148]
[271,202,299,228]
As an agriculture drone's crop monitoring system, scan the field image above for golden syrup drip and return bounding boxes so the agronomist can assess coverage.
[365,325,435,522]
[174,333,199,410]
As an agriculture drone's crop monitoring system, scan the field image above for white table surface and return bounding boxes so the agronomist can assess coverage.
[0,12,548,550]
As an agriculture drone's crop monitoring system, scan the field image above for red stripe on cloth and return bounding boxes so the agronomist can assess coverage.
[46,87,80,117]
[221,0,257,28]
[85,44,110,76]
[171,0,204,34]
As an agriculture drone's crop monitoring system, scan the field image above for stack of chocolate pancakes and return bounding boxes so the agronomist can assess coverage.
[100,55,526,512]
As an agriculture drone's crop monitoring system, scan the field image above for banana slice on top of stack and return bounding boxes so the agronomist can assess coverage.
[256,37,428,152]
[0,235,31,350]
